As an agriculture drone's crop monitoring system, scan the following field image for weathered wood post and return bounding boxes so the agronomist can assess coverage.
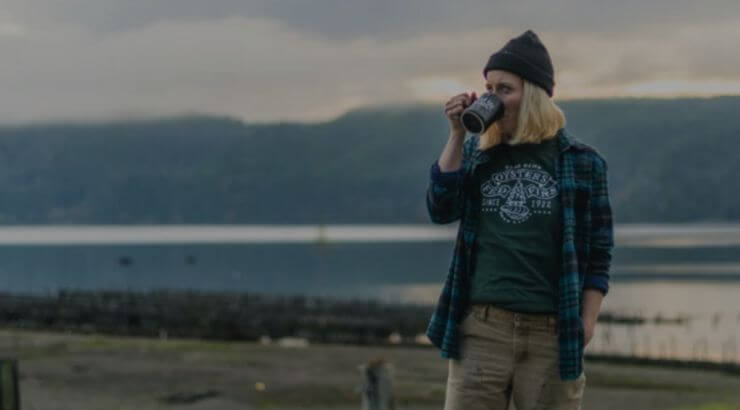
[358,358,395,410]
[0,359,20,410]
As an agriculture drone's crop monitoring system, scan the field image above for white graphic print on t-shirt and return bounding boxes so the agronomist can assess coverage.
[480,163,558,224]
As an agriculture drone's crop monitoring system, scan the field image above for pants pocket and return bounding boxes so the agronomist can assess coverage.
[458,305,480,332]
[535,371,586,410]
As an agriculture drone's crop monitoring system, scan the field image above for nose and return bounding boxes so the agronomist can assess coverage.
[486,90,505,101]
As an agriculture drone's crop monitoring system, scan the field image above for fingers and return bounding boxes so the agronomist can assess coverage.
[444,93,467,107]
[445,105,465,117]
[444,104,465,117]
[446,92,478,107]
[444,93,473,116]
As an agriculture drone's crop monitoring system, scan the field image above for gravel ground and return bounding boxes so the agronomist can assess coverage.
[1,329,739,410]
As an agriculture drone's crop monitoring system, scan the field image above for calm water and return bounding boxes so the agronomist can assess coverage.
[0,223,738,362]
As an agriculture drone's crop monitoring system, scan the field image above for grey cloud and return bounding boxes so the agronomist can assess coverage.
[2,1,740,124]
[5,0,740,41]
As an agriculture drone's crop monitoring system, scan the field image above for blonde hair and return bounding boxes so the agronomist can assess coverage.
[478,79,566,151]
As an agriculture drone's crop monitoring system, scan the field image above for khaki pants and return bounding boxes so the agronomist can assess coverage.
[443,304,586,410]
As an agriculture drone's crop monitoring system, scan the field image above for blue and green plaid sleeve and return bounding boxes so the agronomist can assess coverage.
[425,136,476,224]
[426,162,463,224]
[583,154,614,295]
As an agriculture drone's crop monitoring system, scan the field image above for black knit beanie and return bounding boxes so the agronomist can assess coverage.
[482,30,555,97]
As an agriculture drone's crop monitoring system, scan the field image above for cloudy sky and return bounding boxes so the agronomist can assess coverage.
[1,1,739,124]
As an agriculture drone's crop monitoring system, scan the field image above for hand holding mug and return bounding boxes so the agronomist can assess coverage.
[461,91,505,134]
[444,92,478,136]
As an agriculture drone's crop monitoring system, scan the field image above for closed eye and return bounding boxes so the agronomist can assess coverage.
[486,84,512,93]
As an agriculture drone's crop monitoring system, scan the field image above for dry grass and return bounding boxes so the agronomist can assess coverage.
[1,328,739,410]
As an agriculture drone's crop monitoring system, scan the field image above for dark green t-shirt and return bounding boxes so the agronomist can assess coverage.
[469,136,562,313]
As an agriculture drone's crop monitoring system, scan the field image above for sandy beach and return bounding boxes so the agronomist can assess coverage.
[2,329,739,410]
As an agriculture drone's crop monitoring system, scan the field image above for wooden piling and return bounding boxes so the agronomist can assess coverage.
[0,359,20,410]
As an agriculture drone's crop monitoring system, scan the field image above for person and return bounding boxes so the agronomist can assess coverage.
[425,29,614,410]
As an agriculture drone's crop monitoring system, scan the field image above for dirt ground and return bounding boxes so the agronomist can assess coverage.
[1,329,739,410]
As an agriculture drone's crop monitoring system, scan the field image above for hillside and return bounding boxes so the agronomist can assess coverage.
[0,96,738,224]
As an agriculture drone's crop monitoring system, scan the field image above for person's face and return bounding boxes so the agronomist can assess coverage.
[484,70,523,138]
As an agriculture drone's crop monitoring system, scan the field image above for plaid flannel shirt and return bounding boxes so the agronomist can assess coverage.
[424,128,614,380]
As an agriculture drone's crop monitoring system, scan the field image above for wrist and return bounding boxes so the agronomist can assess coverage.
[449,129,466,140]
[582,313,597,327]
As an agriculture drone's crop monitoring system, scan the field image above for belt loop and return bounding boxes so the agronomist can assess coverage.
[483,304,489,321]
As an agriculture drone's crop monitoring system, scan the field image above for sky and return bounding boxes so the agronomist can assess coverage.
[1,1,740,125]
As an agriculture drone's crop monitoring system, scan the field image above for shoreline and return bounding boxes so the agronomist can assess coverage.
[2,288,738,372]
